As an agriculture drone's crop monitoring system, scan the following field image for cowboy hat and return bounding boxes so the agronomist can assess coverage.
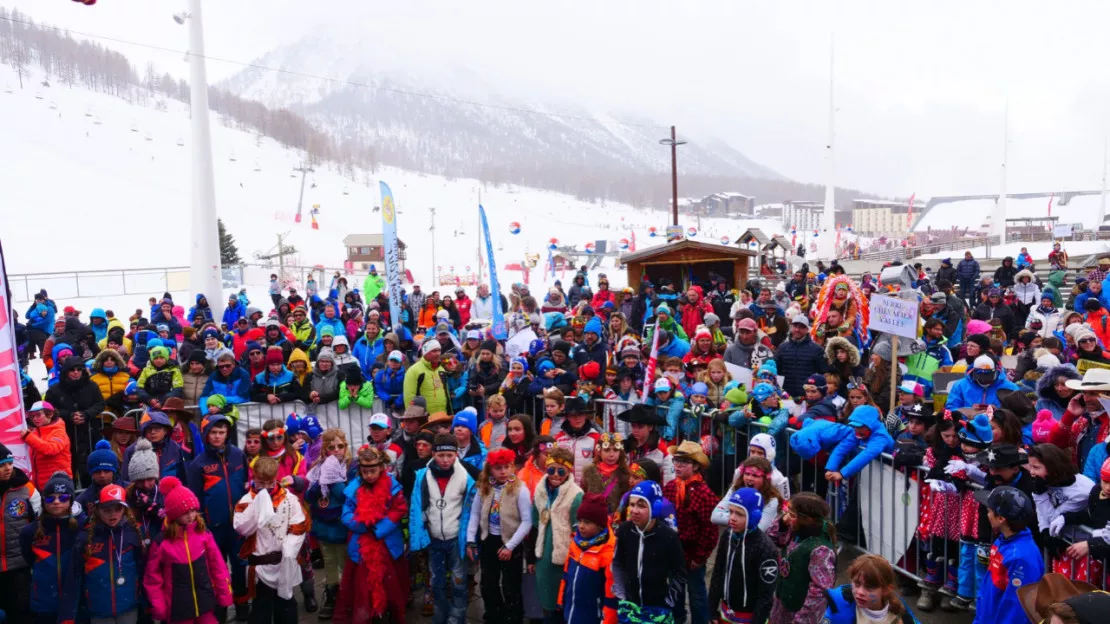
[1065,368,1110,392]
[1017,573,1098,624]
[668,440,710,469]
[421,411,454,431]
[160,397,196,419]
[616,403,667,427]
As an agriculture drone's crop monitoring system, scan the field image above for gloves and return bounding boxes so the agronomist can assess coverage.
[943,460,968,475]
[1049,515,1066,537]
[926,479,957,494]
[247,551,283,566]
[963,462,986,482]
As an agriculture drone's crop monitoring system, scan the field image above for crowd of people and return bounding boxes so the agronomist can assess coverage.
[3,257,1110,624]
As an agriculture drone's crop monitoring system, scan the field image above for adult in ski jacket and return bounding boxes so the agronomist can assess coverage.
[314,304,346,344]
[199,358,251,415]
[945,358,1020,411]
[222,297,247,328]
[188,293,215,325]
[775,330,828,399]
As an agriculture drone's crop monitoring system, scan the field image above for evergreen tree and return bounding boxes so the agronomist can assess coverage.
[218,218,242,265]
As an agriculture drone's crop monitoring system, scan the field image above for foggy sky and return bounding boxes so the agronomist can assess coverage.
[10,0,1110,198]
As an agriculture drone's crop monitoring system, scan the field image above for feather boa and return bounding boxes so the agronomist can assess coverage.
[352,476,394,617]
[812,274,870,347]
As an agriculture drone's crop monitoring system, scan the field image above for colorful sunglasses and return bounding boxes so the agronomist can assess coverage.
[45,494,72,504]
[546,466,568,477]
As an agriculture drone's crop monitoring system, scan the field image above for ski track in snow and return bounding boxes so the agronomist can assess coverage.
[3,68,787,313]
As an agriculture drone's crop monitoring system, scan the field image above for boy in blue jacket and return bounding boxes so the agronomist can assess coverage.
[971,486,1044,624]
[825,405,896,483]
[186,414,248,619]
[373,350,407,416]
[20,471,81,624]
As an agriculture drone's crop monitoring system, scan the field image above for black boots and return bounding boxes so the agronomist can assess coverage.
[318,584,339,620]
[302,580,319,613]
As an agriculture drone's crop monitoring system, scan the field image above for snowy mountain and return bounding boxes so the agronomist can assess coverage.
[218,35,783,184]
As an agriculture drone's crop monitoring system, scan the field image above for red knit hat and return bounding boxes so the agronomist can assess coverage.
[487,448,516,467]
[1101,458,1110,483]
[576,493,609,528]
[578,360,601,381]
[161,476,200,522]
[265,346,285,365]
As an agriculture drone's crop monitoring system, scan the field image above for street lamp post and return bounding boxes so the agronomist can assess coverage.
[659,126,687,226]
[177,0,223,320]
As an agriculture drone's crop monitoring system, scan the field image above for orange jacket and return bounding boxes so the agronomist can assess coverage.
[1089,309,1110,349]
[517,460,545,499]
[418,304,439,329]
[24,417,72,490]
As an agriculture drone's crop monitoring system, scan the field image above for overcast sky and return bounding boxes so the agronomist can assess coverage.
[10,0,1110,198]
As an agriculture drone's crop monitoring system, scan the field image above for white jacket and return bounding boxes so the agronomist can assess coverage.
[1026,307,1063,339]
[1033,473,1095,541]
[1013,278,1042,307]
[711,489,780,532]
[233,488,308,600]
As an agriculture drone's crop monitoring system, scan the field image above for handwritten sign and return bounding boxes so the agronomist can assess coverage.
[870,294,920,339]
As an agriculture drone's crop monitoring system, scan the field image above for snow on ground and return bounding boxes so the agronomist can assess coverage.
[4,68,785,312]
[914,240,1110,261]
[913,194,1102,234]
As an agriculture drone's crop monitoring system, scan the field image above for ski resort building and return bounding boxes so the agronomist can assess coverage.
[620,239,756,293]
[343,233,407,274]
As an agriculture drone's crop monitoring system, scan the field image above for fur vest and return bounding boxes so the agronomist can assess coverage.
[479,479,523,545]
[582,463,630,513]
[533,477,583,565]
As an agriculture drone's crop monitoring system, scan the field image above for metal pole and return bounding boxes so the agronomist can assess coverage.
[295,165,308,223]
[187,0,224,321]
[478,189,484,284]
[429,207,437,286]
[1100,137,1108,231]
[670,125,679,226]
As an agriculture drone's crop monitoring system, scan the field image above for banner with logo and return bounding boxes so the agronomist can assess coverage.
[0,240,29,475]
[479,205,507,340]
[379,182,405,333]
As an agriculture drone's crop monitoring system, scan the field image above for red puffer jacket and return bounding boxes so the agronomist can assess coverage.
[24,417,72,490]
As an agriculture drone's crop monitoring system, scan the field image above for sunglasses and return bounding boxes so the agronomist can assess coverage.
[327,443,347,451]
[218,363,235,369]
[1080,338,1097,344]
[45,494,72,504]
[546,466,568,477]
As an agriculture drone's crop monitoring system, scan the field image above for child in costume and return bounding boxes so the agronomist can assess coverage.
[557,493,618,624]
[532,447,585,623]
[582,432,632,515]
[611,480,686,624]
[303,428,351,620]
[233,456,310,624]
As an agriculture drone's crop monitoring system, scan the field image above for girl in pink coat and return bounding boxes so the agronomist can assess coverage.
[143,476,233,624]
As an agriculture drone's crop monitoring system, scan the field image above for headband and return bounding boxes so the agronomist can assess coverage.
[599,432,624,450]
[359,460,384,469]
[261,427,285,438]
[546,455,574,471]
[535,441,555,453]
[434,441,459,454]
[629,463,647,479]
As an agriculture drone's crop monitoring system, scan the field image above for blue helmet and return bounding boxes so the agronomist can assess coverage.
[285,413,302,438]
[728,487,764,531]
[751,383,776,403]
[513,357,529,373]
[627,480,664,520]
[690,382,709,397]
[529,339,546,358]
[301,415,323,441]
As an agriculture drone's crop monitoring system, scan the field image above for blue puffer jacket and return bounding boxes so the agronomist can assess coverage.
[20,514,81,615]
[199,366,252,414]
[656,336,690,359]
[775,336,828,398]
[822,584,918,624]
[789,418,854,460]
[955,258,980,282]
[27,302,55,333]
[89,308,109,343]
[354,334,386,375]
[314,307,345,343]
[59,521,146,623]
[826,405,895,479]
[343,475,406,560]
[186,445,247,529]
[373,366,406,411]
[308,476,352,545]
[222,301,247,328]
[188,293,214,324]
[645,393,685,441]
[945,368,1020,411]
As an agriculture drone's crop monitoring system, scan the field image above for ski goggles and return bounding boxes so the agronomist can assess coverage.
[44,494,73,504]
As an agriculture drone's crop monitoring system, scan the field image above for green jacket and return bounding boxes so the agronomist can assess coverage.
[363,273,386,301]
[338,381,374,410]
[403,357,447,414]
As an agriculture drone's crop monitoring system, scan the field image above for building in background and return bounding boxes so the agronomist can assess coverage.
[852,198,919,236]
[699,192,755,217]
[343,233,407,274]
[782,200,824,232]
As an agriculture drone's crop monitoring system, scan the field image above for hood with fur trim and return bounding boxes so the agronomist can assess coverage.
[824,336,860,367]
[1035,363,1081,404]
[93,348,127,372]
[1015,269,1036,283]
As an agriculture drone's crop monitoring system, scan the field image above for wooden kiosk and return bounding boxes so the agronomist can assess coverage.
[620,239,757,292]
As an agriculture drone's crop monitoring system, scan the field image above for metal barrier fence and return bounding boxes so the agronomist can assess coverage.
[84,396,1107,589]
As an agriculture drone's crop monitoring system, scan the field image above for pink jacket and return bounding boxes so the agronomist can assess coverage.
[144,526,233,622]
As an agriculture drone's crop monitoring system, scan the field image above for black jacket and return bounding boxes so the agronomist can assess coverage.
[707,288,736,321]
[629,294,654,335]
[994,260,1018,288]
[775,336,828,398]
[613,520,686,609]
[936,265,959,285]
[707,529,778,623]
[973,301,1016,340]
[1063,481,1110,559]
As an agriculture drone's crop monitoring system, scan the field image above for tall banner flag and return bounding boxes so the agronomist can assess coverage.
[907,193,916,229]
[1048,193,1054,218]
[378,182,405,333]
[0,240,29,475]
[640,323,661,403]
[479,205,507,340]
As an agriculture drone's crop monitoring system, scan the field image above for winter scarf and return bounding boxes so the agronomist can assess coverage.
[671,472,703,510]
